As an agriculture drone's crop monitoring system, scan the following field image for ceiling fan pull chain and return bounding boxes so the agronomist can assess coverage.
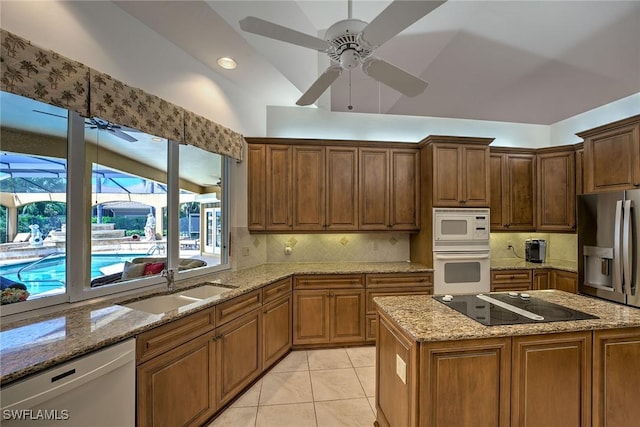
[348,70,353,111]
[347,0,352,19]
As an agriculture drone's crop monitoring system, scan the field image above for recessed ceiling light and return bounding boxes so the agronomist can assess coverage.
[217,57,237,70]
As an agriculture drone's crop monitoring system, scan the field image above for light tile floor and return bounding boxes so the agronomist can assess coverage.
[207,346,377,427]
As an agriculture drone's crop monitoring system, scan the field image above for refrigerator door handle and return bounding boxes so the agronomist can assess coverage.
[613,200,624,294]
[622,200,634,296]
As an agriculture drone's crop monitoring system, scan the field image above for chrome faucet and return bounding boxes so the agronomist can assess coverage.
[161,268,177,291]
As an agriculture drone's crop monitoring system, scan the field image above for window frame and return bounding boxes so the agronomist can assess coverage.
[1,105,231,317]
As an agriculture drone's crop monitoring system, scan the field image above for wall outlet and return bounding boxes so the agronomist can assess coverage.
[396,354,407,384]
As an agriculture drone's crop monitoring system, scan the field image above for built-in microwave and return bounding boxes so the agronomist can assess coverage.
[433,208,490,251]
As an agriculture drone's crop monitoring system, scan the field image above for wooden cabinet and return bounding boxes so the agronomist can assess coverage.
[537,147,576,231]
[419,338,512,427]
[246,139,418,232]
[365,273,433,342]
[578,114,640,193]
[575,144,584,196]
[533,269,550,290]
[592,327,640,427]
[490,269,532,292]
[326,147,358,230]
[214,308,262,407]
[511,332,592,427]
[359,148,420,230]
[265,145,293,230]
[490,149,536,231]
[137,333,216,427]
[292,146,324,230]
[262,278,292,369]
[293,274,365,346]
[425,136,492,207]
[551,269,578,293]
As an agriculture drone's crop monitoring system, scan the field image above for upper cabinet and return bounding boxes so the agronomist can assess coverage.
[490,149,536,231]
[247,139,419,233]
[423,136,492,207]
[536,147,576,232]
[578,115,640,194]
[359,148,420,230]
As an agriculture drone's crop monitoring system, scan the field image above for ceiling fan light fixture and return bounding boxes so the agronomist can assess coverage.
[217,57,237,70]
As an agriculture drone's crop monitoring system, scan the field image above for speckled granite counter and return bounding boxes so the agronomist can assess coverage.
[0,262,430,385]
[491,258,577,272]
[374,290,640,343]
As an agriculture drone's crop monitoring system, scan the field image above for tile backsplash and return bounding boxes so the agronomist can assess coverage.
[490,232,577,262]
[232,229,410,268]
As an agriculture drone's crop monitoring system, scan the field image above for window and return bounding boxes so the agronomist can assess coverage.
[0,91,230,315]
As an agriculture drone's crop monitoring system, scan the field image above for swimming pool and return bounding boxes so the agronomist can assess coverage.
[0,254,146,296]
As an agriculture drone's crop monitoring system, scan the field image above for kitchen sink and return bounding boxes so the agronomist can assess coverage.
[120,283,238,314]
[122,294,199,314]
[179,284,237,299]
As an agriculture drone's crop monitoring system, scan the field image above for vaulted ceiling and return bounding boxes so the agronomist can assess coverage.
[116,1,640,125]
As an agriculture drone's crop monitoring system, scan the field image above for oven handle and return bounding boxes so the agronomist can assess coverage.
[434,253,490,260]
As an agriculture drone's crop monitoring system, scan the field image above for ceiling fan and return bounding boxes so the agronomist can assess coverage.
[32,110,138,142]
[239,0,446,106]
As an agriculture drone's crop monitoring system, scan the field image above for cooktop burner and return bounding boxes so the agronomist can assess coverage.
[434,293,599,326]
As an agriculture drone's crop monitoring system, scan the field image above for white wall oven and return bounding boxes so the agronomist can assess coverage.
[433,208,491,295]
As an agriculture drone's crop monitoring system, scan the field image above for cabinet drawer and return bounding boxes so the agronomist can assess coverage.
[294,274,364,289]
[215,289,262,326]
[366,273,432,289]
[136,308,215,363]
[366,288,432,314]
[491,269,533,284]
[263,277,292,304]
[491,282,532,292]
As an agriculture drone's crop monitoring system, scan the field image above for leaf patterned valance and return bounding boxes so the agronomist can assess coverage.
[89,71,184,142]
[0,29,245,161]
[1,29,89,116]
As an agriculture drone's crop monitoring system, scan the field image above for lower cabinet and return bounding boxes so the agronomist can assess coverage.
[533,269,550,290]
[262,294,292,369]
[551,270,578,293]
[137,333,216,427]
[491,268,577,293]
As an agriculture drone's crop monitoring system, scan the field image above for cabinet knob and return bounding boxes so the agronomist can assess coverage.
[264,309,268,314]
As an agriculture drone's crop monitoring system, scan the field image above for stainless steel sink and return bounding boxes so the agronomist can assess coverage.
[120,283,238,314]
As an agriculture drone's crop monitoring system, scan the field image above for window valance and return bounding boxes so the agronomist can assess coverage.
[1,29,244,160]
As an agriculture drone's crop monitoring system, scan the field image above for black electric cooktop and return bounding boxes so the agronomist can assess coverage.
[434,293,599,326]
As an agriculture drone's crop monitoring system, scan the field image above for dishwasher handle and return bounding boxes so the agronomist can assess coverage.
[1,339,135,411]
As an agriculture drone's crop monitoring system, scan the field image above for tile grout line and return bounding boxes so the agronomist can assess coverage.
[305,351,320,427]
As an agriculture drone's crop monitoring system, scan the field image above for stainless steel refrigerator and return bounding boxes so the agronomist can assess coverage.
[578,190,639,308]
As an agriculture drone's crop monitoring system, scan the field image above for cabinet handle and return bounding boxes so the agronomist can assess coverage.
[264,309,268,314]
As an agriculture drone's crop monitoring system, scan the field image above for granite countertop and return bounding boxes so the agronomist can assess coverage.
[0,262,430,385]
[491,257,577,272]
[374,290,640,343]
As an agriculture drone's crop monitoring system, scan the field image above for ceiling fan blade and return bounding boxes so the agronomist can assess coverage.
[362,57,428,97]
[108,128,138,142]
[296,66,343,106]
[359,0,447,49]
[240,16,330,52]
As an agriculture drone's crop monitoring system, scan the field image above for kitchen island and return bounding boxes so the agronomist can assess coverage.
[374,291,640,427]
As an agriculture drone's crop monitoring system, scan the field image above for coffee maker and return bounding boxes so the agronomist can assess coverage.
[525,239,546,263]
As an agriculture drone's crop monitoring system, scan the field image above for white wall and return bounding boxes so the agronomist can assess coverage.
[549,92,640,145]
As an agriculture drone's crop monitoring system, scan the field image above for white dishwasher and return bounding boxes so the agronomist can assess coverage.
[1,338,135,427]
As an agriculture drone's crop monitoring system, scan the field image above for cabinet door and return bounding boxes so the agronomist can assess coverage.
[247,144,266,231]
[292,290,330,345]
[584,122,640,193]
[390,149,420,230]
[359,148,390,229]
[266,145,292,230]
[575,148,584,196]
[432,144,461,206]
[330,289,366,343]
[326,147,358,230]
[537,150,576,231]
[462,145,490,207]
[490,153,507,230]
[551,270,578,293]
[420,337,511,427]
[293,146,325,230]
[215,309,262,407]
[511,332,591,427]
[262,295,292,369]
[137,334,215,427]
[506,154,536,230]
[593,328,640,427]
[533,269,550,290]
